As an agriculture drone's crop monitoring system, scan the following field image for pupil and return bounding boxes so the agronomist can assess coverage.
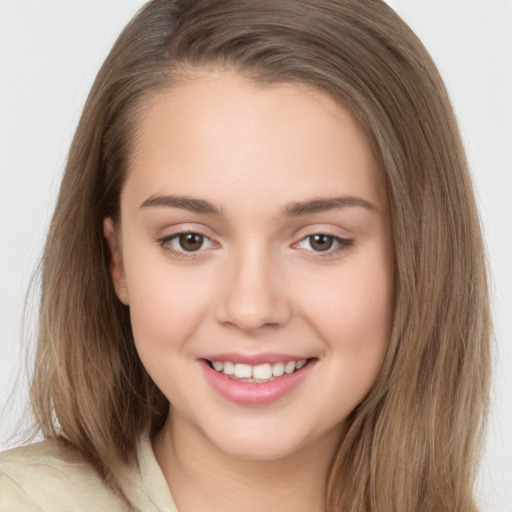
[310,234,333,251]
[179,233,203,251]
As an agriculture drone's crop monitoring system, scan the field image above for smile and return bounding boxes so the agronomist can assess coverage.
[200,357,316,405]
[208,359,308,383]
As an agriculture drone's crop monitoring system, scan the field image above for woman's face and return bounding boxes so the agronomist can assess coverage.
[105,71,394,461]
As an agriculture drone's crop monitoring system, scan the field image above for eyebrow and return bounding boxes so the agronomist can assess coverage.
[280,196,377,217]
[139,195,222,215]
[139,194,377,216]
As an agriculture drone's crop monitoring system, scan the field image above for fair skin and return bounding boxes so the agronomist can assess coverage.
[105,71,394,512]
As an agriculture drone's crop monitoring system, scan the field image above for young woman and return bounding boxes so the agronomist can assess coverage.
[0,1,490,511]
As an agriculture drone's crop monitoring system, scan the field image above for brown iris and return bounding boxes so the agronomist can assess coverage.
[309,234,334,251]
[179,233,204,251]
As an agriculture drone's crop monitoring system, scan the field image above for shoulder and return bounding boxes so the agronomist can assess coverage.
[0,439,126,511]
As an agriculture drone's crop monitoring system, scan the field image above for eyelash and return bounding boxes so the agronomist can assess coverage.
[293,234,353,258]
[157,231,217,259]
[157,231,353,259]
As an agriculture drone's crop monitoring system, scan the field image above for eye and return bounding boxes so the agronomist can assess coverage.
[295,234,352,254]
[175,233,207,252]
[159,232,216,255]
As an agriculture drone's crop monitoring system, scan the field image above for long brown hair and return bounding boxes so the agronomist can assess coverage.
[30,1,490,509]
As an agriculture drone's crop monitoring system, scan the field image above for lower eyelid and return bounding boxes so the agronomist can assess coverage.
[157,231,352,257]
[295,234,352,250]
[157,231,218,254]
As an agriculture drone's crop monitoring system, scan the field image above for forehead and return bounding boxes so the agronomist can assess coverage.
[123,71,386,213]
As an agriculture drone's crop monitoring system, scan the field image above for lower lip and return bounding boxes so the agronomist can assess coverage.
[199,359,315,405]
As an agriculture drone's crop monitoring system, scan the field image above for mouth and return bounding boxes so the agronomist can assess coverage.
[205,358,313,383]
[200,356,317,405]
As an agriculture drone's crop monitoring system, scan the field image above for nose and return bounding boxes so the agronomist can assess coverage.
[215,244,292,333]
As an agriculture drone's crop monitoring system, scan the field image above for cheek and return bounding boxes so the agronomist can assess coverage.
[298,245,393,393]
[305,249,392,339]
[122,248,212,357]
[123,261,214,403]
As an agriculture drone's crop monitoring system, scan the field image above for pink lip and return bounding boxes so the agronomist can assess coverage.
[199,358,316,405]
[201,352,309,365]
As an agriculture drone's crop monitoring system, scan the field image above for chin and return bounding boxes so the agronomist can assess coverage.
[216,437,301,462]
[200,419,321,462]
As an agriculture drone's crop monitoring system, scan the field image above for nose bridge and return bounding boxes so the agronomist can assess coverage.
[216,239,290,332]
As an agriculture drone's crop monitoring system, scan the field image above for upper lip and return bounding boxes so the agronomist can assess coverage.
[201,352,313,365]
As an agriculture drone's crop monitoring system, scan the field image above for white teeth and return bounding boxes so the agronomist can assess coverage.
[253,363,273,380]
[210,359,309,380]
[272,362,285,377]
[223,361,235,375]
[296,359,306,370]
[284,361,296,374]
[234,363,252,379]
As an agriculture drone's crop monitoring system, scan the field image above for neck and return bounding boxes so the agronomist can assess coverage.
[153,411,341,512]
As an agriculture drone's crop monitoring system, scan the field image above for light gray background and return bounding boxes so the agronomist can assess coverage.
[1,1,511,510]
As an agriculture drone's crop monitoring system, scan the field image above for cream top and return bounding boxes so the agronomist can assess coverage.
[0,435,178,511]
